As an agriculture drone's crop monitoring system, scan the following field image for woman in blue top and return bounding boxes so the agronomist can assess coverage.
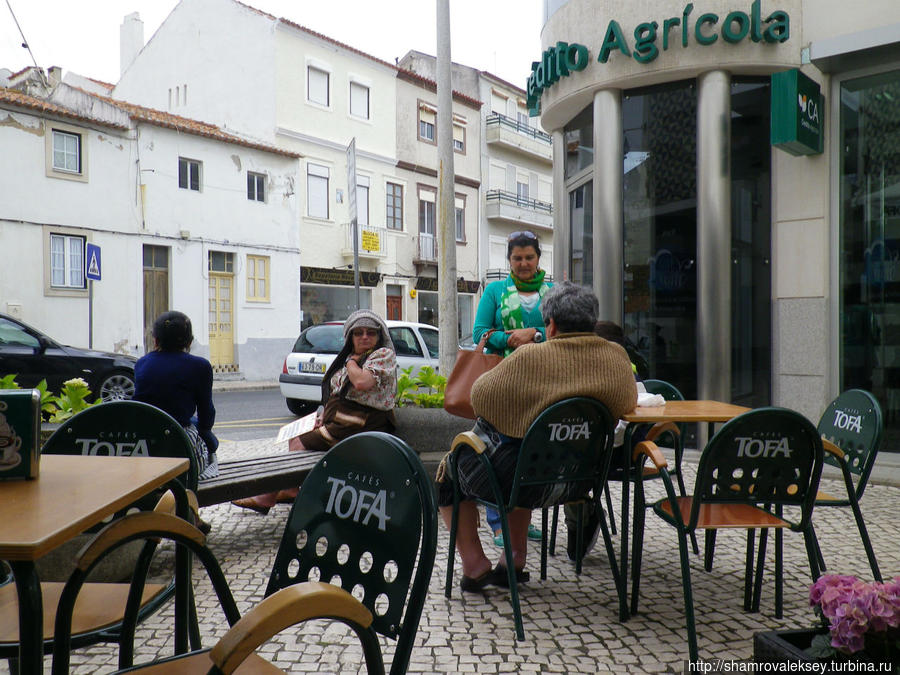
[134,311,218,481]
[472,231,552,546]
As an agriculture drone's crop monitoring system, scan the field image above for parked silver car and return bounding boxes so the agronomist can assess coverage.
[279,320,439,415]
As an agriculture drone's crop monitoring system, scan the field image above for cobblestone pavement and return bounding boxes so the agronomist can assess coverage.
[12,437,900,674]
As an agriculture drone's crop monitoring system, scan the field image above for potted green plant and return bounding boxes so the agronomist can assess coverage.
[393,366,470,460]
[0,375,101,443]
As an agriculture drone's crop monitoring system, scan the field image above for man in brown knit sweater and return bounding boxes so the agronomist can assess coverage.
[439,281,637,591]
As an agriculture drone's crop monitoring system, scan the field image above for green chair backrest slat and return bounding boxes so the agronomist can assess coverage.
[265,432,437,674]
[817,389,883,497]
[692,407,823,530]
[510,397,616,509]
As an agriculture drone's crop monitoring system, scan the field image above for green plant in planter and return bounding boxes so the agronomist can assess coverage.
[0,374,99,422]
[0,375,56,417]
[396,366,446,408]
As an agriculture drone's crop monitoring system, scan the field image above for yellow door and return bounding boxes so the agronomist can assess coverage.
[208,272,234,368]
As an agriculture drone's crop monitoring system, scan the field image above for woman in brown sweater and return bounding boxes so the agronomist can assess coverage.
[438,281,637,591]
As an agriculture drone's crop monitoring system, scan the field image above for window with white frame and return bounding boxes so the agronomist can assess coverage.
[386,182,403,230]
[356,175,370,226]
[178,157,201,191]
[49,234,85,288]
[517,180,529,201]
[455,205,465,242]
[52,130,81,173]
[307,163,330,219]
[246,255,270,302]
[418,105,435,143]
[307,66,330,106]
[247,172,265,202]
[452,123,465,153]
[418,190,436,235]
[517,111,530,128]
[350,82,370,119]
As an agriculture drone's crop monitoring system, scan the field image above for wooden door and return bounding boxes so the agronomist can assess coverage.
[142,245,169,353]
[208,272,234,367]
[386,295,402,321]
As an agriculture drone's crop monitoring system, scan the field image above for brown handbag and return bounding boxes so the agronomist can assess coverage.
[443,330,503,419]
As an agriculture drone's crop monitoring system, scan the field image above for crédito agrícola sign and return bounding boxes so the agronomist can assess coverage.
[527,0,790,115]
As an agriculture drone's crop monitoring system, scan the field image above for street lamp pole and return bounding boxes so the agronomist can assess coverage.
[436,0,458,376]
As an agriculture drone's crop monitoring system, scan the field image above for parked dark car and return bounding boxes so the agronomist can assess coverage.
[0,313,137,401]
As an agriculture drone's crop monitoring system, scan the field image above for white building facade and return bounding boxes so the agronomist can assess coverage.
[0,70,301,380]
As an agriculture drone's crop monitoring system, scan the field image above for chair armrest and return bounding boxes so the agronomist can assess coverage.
[822,437,844,460]
[631,441,668,471]
[645,422,680,443]
[209,582,373,673]
[75,512,204,570]
[451,430,487,455]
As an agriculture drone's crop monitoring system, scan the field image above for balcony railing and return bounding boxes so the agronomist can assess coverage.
[342,222,386,257]
[485,189,552,215]
[416,232,437,263]
[486,112,551,143]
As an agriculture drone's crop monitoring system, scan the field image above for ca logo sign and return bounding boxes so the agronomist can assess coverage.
[798,93,819,123]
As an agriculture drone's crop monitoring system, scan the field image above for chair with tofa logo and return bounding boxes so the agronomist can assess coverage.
[95,431,438,675]
[809,389,884,582]
[629,407,824,662]
[443,396,626,641]
[0,400,200,672]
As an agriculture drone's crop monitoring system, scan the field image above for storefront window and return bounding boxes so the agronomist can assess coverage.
[840,68,900,438]
[623,81,697,397]
[418,291,438,326]
[568,182,593,286]
[731,79,772,408]
[458,293,474,341]
[300,285,371,330]
[564,104,593,178]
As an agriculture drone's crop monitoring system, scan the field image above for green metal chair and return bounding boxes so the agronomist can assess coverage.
[630,407,824,662]
[705,390,884,583]
[95,432,437,675]
[1,401,199,672]
[51,510,240,675]
[444,397,626,640]
[811,389,884,581]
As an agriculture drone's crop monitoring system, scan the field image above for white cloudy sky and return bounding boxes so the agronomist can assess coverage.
[1,0,542,88]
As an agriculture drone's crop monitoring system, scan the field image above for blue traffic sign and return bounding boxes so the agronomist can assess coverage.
[85,243,101,281]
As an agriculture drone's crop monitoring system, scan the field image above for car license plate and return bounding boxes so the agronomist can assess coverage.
[300,362,326,374]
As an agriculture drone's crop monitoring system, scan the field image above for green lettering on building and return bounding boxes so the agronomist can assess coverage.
[527,0,790,116]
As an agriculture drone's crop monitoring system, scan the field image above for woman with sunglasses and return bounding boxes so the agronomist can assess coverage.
[471,230,552,546]
[233,309,397,514]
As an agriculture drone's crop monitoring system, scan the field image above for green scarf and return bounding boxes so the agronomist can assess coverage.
[498,273,551,356]
[511,269,545,292]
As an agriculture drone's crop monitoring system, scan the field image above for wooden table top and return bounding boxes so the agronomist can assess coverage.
[0,454,188,560]
[621,400,751,424]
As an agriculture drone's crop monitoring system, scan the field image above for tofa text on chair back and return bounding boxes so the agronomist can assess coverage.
[817,389,883,499]
[692,407,824,530]
[510,397,616,509]
[264,431,437,675]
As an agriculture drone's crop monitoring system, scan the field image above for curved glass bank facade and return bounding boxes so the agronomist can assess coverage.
[539,0,900,441]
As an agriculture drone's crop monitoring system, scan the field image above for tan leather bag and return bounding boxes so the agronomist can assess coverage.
[443,330,503,419]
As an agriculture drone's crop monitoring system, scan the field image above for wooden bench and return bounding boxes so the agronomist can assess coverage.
[196,451,326,508]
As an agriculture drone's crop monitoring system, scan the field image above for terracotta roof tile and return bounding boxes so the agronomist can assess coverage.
[0,86,129,130]
[86,90,301,159]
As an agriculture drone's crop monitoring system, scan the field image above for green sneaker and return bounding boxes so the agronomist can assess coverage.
[492,524,543,547]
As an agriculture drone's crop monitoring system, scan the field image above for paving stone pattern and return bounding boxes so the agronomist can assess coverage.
[12,437,900,674]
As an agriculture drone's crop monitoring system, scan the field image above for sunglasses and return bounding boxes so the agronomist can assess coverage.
[508,231,538,241]
[351,328,379,337]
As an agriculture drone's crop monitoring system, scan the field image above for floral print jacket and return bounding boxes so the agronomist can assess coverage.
[329,347,397,411]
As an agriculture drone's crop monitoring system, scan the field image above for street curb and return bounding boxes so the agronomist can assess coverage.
[212,380,279,393]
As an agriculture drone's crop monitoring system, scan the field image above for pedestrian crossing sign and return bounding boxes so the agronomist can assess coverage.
[85,243,101,281]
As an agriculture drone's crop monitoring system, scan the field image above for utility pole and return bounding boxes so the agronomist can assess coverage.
[436,0,459,376]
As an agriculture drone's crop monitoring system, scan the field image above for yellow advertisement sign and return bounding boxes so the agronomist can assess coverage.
[361,230,380,252]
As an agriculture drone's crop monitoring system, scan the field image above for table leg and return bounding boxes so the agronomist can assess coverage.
[618,426,636,621]
[9,561,42,674]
